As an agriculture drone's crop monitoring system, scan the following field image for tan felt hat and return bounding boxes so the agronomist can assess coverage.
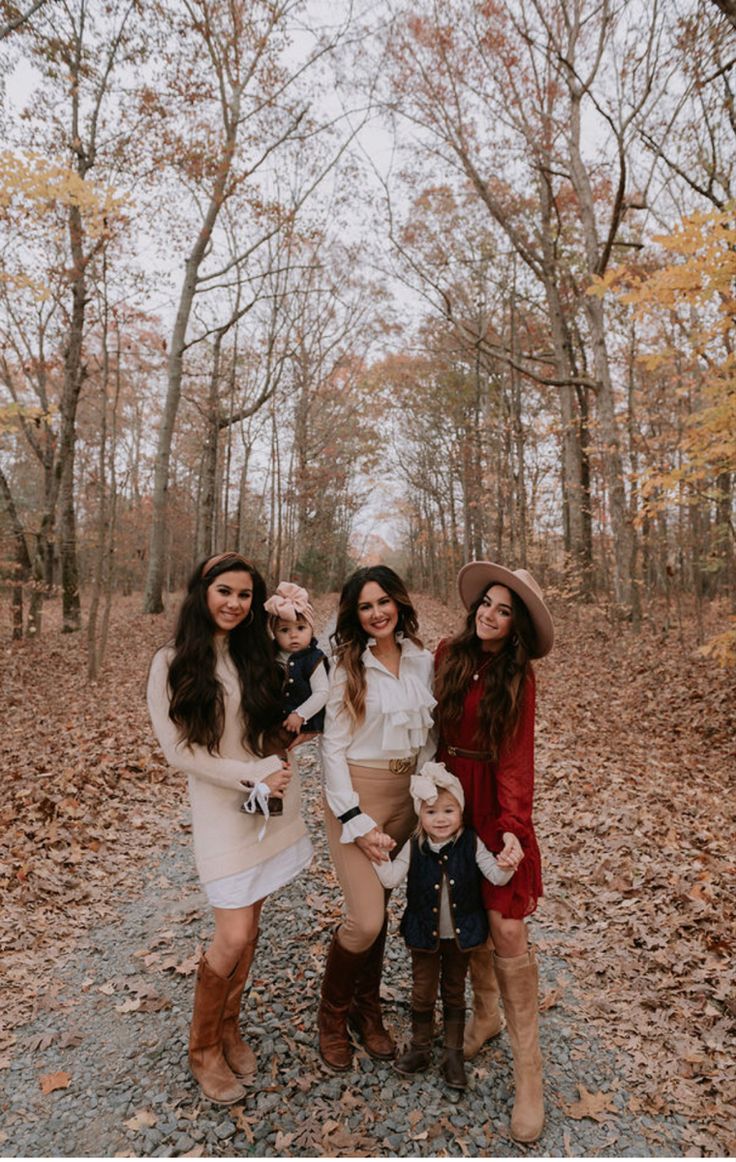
[457,561,554,658]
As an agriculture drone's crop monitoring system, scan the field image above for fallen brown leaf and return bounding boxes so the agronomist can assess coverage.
[564,1084,617,1122]
[39,1070,71,1094]
[124,1109,157,1131]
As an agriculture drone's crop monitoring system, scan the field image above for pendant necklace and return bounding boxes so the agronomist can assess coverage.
[473,654,495,682]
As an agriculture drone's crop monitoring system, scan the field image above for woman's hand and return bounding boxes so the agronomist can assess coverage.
[241,759,291,798]
[496,831,524,870]
[355,828,396,863]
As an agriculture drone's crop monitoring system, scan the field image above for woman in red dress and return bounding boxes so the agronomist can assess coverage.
[434,561,553,1143]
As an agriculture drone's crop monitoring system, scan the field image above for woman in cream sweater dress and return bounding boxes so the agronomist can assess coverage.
[148,552,312,1105]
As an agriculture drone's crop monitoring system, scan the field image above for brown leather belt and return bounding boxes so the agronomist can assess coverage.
[445,745,492,761]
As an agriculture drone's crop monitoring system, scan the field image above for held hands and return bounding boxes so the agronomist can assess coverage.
[496,831,524,871]
[355,827,396,863]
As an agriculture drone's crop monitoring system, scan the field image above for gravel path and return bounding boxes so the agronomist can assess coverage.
[2,745,689,1158]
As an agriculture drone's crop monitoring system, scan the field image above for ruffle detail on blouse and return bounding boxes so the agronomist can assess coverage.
[376,671,437,752]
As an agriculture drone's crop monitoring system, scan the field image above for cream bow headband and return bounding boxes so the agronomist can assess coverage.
[264,581,315,628]
[411,761,465,815]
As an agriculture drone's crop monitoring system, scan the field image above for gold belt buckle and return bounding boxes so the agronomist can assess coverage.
[389,757,414,775]
[447,746,458,756]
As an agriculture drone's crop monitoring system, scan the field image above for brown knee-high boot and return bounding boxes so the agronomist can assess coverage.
[318,931,370,1071]
[394,1010,434,1075]
[221,935,258,1080]
[189,954,246,1105]
[442,1006,467,1090]
[494,948,544,1143]
[394,950,440,1076]
[463,944,503,1059]
[347,916,395,1059]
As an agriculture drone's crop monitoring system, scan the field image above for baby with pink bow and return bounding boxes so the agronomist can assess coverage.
[263,581,329,736]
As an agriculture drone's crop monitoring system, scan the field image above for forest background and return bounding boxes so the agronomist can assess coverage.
[0,0,734,662]
[1,2,735,1156]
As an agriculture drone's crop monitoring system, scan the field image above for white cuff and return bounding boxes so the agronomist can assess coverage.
[339,812,378,844]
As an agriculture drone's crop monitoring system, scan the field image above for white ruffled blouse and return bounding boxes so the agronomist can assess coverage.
[320,638,437,842]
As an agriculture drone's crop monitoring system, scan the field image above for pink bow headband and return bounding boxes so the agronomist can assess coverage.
[264,581,315,628]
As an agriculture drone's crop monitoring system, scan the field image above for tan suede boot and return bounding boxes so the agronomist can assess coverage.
[494,949,544,1143]
[189,955,246,1105]
[463,944,504,1059]
[221,936,258,1080]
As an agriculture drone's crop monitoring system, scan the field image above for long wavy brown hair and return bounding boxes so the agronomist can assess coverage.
[435,584,537,759]
[165,553,284,756]
[331,565,423,727]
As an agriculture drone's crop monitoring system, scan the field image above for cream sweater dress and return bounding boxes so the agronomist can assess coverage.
[147,640,313,907]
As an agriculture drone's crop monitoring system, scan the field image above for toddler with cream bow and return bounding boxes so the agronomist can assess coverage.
[372,762,513,1093]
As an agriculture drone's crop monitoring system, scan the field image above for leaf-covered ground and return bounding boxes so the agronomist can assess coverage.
[1,590,734,1155]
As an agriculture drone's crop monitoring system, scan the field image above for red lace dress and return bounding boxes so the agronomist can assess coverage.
[435,645,542,919]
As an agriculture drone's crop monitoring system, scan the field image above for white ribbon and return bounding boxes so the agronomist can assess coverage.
[242,782,272,841]
[411,761,465,814]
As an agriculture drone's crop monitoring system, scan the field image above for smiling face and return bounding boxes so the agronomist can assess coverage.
[273,617,312,653]
[420,789,463,844]
[474,584,514,652]
[206,569,253,636]
[357,581,399,641]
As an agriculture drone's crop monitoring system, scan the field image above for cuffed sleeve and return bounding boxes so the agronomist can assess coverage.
[320,667,368,840]
[475,835,514,886]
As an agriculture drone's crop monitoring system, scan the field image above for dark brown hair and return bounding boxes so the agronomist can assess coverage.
[166,553,284,755]
[435,584,536,758]
[331,565,422,726]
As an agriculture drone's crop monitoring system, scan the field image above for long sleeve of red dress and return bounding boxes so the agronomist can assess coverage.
[435,644,542,919]
[493,670,536,850]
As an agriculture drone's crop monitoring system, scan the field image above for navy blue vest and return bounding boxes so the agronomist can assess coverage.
[280,640,328,732]
[400,829,488,952]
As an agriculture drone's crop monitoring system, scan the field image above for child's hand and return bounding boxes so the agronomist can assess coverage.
[283,712,304,733]
[356,828,395,862]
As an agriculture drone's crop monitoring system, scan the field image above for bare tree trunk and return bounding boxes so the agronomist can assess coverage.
[0,467,32,639]
[196,332,224,560]
[509,278,528,567]
[58,196,86,633]
[143,73,243,613]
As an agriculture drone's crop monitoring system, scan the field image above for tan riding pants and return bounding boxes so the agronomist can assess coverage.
[324,764,416,953]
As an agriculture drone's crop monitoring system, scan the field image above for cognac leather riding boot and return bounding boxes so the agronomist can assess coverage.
[221,935,258,1080]
[188,955,246,1105]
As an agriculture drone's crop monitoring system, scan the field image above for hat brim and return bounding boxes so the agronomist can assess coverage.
[457,561,554,658]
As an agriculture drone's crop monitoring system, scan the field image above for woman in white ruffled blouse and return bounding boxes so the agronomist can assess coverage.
[318,565,436,1071]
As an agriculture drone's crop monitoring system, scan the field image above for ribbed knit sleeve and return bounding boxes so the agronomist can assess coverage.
[147,648,283,792]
